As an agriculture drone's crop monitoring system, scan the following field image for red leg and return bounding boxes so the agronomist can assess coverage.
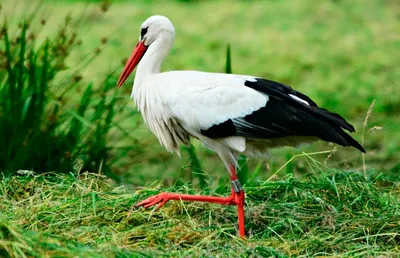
[229,165,246,237]
[236,190,245,237]
[135,165,246,237]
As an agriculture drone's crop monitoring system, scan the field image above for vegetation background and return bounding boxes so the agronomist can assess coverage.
[0,0,399,256]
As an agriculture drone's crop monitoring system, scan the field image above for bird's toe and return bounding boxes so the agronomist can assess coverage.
[135,193,170,209]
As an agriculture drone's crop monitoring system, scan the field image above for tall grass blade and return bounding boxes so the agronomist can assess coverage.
[225,43,232,74]
[186,144,207,190]
[225,43,249,185]
[237,154,249,185]
[0,6,124,175]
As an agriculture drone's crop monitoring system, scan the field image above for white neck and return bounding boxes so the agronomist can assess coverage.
[134,33,174,86]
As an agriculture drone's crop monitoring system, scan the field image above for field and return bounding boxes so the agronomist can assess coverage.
[1,0,399,256]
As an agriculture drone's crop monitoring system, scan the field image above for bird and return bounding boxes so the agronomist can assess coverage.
[116,15,365,237]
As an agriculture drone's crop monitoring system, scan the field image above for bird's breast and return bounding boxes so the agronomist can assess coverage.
[131,84,188,155]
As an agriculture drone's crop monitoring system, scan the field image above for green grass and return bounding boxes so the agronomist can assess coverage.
[1,0,399,256]
[1,170,400,257]
[0,4,126,176]
[2,0,399,184]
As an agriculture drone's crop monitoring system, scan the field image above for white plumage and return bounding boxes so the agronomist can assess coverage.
[116,15,364,237]
[128,16,275,168]
[134,71,269,160]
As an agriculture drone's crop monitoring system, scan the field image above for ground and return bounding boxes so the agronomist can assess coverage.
[1,171,400,256]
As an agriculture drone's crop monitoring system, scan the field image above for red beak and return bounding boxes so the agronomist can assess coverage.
[116,41,148,87]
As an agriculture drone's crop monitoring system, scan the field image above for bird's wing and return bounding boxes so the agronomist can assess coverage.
[163,72,269,131]
[162,72,364,152]
[201,77,364,152]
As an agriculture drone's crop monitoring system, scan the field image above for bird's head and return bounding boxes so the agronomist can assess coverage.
[116,15,175,87]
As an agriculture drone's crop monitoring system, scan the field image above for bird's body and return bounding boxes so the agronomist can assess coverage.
[117,15,365,237]
[133,71,267,156]
[132,69,363,168]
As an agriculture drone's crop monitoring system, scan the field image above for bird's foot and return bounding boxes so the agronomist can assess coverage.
[135,192,174,210]
[135,191,244,210]
[135,191,246,237]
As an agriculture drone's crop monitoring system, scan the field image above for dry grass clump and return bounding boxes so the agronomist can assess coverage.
[1,169,399,257]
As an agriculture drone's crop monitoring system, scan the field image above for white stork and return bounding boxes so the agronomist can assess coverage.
[117,15,365,237]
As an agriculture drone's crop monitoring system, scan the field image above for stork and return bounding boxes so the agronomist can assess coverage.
[117,15,365,237]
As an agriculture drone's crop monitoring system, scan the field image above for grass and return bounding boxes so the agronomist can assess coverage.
[2,0,399,184]
[0,2,126,176]
[1,170,400,257]
[1,0,399,256]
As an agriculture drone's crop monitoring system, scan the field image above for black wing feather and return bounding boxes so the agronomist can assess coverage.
[201,78,365,153]
[246,79,355,132]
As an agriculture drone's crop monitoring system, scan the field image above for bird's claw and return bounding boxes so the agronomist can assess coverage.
[135,193,171,210]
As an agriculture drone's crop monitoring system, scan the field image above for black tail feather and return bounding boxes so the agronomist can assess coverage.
[336,128,366,153]
[314,107,356,133]
[308,107,365,152]
[308,113,365,153]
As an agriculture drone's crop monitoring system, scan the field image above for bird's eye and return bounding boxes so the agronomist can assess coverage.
[141,27,148,39]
